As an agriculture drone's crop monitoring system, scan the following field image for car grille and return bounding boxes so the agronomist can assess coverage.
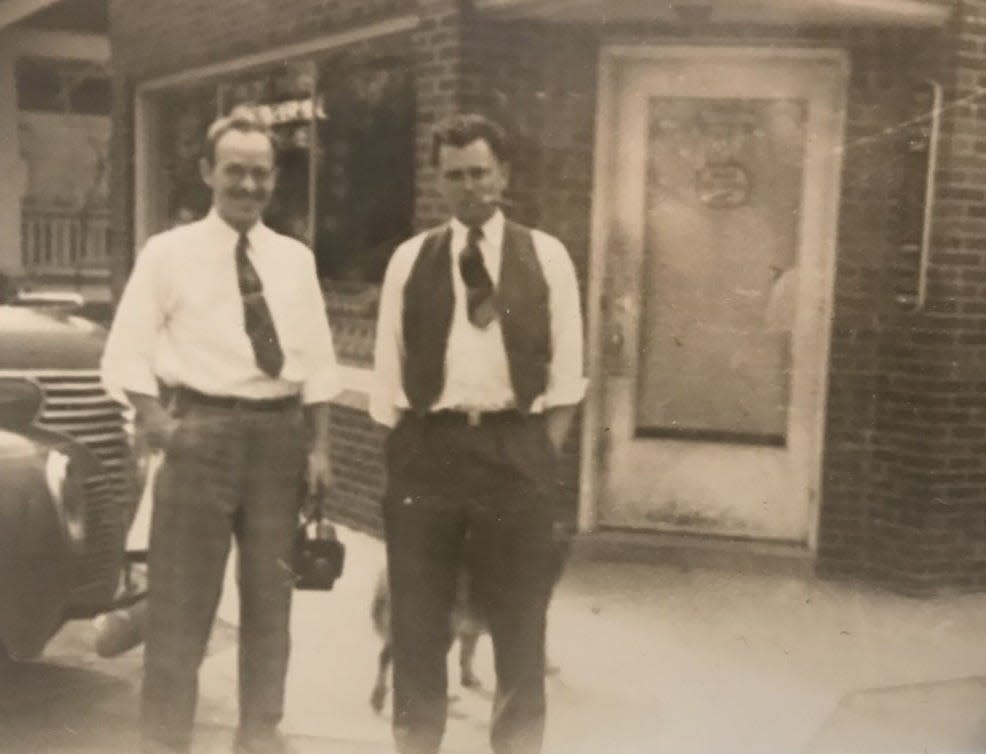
[30,370,135,610]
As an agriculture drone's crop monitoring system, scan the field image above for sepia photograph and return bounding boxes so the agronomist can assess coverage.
[2,0,986,752]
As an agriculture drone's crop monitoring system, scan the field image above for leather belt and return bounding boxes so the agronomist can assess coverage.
[425,408,523,428]
[173,385,300,412]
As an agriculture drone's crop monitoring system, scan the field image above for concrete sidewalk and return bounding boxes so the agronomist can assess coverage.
[205,526,986,754]
[24,524,982,754]
[21,523,986,753]
[542,553,986,754]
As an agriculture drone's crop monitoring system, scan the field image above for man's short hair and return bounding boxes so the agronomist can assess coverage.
[431,113,510,167]
[201,107,276,165]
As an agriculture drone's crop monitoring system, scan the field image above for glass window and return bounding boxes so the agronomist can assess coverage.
[312,53,415,283]
[150,47,414,287]
[157,83,218,226]
[636,97,806,444]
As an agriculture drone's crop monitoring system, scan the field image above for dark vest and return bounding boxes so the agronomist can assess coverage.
[401,220,551,414]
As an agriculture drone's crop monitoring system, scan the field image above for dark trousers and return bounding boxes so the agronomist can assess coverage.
[142,403,305,752]
[383,411,559,754]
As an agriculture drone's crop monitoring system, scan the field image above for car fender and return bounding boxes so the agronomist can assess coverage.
[0,427,99,659]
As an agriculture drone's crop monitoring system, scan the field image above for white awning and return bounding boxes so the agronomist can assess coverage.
[477,0,951,27]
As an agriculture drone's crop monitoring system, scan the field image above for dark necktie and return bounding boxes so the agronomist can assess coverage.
[458,226,496,328]
[235,233,284,377]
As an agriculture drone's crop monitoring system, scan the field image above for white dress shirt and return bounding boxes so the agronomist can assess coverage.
[370,210,586,427]
[102,210,341,405]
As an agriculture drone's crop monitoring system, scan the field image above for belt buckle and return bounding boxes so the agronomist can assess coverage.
[466,409,481,428]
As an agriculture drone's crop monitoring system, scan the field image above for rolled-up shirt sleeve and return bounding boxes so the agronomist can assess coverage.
[299,254,342,405]
[100,238,167,403]
[539,233,588,408]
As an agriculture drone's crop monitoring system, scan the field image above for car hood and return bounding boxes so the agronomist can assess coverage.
[0,306,106,370]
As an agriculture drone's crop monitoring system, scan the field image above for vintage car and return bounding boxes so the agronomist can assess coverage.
[0,291,141,660]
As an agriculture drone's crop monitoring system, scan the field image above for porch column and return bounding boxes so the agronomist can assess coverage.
[0,31,24,277]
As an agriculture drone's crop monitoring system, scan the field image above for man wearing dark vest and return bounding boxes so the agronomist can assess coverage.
[371,113,586,754]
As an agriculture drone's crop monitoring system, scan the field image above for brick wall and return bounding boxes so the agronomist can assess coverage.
[891,1,986,593]
[815,26,949,592]
[327,400,388,534]
[411,0,466,229]
[802,9,986,595]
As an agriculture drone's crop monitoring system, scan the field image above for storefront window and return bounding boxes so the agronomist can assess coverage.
[151,47,414,285]
[313,54,415,282]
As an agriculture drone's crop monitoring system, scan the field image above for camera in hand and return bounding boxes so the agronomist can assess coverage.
[293,492,345,591]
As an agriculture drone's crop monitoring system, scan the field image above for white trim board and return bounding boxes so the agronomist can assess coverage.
[136,14,418,93]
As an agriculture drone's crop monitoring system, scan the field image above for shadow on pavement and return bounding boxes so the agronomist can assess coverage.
[0,660,134,753]
[0,617,241,754]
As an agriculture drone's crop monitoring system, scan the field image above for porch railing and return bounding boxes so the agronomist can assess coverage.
[21,205,110,277]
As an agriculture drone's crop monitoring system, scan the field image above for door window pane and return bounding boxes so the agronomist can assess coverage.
[636,97,807,444]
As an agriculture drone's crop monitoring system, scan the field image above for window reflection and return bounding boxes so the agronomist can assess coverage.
[158,84,217,225]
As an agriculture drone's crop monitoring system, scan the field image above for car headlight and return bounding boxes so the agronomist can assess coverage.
[0,377,42,429]
[44,448,87,548]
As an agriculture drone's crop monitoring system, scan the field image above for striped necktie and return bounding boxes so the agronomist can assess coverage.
[458,225,496,328]
[235,233,284,377]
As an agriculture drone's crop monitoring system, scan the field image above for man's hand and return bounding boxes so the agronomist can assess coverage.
[306,446,333,496]
[544,404,577,457]
[304,402,333,496]
[127,392,177,452]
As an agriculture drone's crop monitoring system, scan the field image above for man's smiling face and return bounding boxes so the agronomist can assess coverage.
[200,128,277,233]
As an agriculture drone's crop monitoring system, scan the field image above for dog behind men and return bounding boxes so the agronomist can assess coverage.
[369,525,570,713]
[370,567,484,713]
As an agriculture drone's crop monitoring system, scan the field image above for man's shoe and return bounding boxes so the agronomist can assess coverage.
[141,736,189,754]
[232,730,296,754]
[93,602,148,657]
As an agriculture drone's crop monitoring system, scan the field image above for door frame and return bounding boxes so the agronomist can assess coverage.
[579,44,848,551]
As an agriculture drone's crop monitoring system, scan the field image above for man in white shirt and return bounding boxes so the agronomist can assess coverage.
[102,111,339,754]
[371,114,586,754]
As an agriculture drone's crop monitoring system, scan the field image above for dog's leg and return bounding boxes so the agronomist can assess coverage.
[458,626,481,689]
[370,641,392,713]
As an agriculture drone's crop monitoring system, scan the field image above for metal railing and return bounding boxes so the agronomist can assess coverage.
[21,205,110,276]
